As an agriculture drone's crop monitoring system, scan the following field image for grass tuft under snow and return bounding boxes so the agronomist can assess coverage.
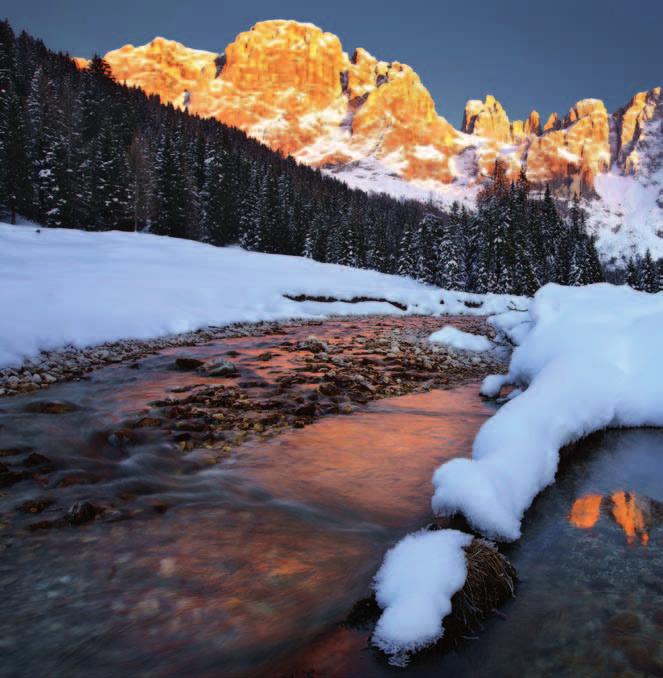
[372,529,472,665]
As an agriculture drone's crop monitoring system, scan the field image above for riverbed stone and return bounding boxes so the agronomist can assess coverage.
[199,359,238,377]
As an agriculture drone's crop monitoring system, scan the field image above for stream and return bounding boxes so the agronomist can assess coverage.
[0,319,661,677]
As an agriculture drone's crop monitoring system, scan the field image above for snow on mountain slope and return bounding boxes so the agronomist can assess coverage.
[589,101,663,260]
[0,224,524,368]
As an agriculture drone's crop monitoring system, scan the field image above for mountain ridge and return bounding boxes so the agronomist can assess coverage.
[77,19,663,260]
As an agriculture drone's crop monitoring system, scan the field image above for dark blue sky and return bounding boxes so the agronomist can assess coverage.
[5,0,662,127]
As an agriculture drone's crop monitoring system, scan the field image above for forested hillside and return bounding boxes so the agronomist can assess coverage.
[0,20,611,294]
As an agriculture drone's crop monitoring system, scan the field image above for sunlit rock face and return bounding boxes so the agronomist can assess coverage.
[526,99,612,194]
[615,87,663,174]
[462,95,512,143]
[79,19,662,230]
[89,20,462,182]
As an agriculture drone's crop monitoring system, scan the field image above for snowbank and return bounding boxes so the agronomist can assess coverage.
[372,529,472,664]
[0,224,523,368]
[429,326,492,352]
[432,283,663,540]
[373,282,663,658]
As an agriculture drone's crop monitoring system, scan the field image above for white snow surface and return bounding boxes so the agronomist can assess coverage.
[433,282,663,540]
[374,282,663,659]
[372,529,472,665]
[429,325,493,352]
[0,223,523,368]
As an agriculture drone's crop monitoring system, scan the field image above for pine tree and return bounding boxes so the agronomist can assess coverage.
[89,120,131,230]
[626,256,640,289]
[437,220,463,289]
[127,133,152,231]
[199,137,227,244]
[397,224,417,278]
[415,210,443,284]
[152,127,188,238]
[641,249,658,292]
[0,77,32,222]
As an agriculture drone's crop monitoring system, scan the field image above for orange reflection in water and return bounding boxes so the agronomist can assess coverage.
[568,491,650,545]
[611,491,649,545]
[568,494,602,529]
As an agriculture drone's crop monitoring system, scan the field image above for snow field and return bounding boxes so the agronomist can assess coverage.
[0,223,523,368]
[428,325,493,352]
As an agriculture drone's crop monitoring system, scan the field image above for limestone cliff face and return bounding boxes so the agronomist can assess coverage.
[462,95,512,143]
[91,21,462,181]
[527,99,611,191]
[80,19,661,199]
[615,87,663,174]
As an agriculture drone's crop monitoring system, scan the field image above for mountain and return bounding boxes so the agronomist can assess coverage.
[78,20,663,261]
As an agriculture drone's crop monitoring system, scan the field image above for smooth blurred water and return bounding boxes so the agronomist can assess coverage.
[276,428,663,677]
[0,327,491,677]
[2,327,661,677]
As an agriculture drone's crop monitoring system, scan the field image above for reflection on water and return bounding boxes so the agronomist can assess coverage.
[568,493,602,529]
[3,324,662,677]
[569,491,653,545]
[275,428,663,677]
[0,329,492,677]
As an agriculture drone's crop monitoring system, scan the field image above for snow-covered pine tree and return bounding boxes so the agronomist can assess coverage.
[436,220,464,290]
[199,137,227,244]
[413,210,442,284]
[152,126,189,238]
[0,72,32,223]
[127,133,152,232]
[89,119,131,230]
[641,249,658,292]
[397,223,417,278]
[625,256,640,289]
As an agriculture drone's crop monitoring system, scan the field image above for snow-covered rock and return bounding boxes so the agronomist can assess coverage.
[428,325,492,352]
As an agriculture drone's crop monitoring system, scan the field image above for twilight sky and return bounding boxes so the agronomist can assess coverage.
[5,0,662,127]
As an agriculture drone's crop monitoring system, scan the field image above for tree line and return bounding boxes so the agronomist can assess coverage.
[396,163,604,295]
[0,20,605,295]
[624,250,663,293]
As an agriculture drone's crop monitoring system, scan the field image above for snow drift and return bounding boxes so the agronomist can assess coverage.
[428,325,493,352]
[372,530,472,664]
[373,282,663,660]
[0,223,524,368]
[433,283,663,540]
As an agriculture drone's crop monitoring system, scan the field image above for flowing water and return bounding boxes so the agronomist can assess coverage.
[0,322,492,678]
[1,324,661,677]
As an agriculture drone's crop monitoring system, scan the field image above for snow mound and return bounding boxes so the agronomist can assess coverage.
[0,223,523,368]
[372,529,472,665]
[429,326,492,352]
[433,282,663,540]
